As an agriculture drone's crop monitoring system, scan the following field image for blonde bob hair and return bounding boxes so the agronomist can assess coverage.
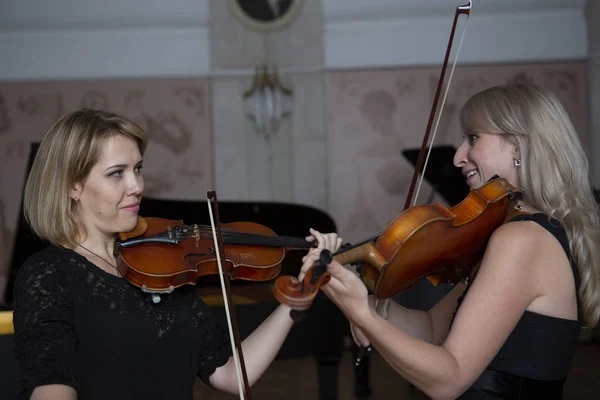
[460,84,600,327]
[24,108,147,249]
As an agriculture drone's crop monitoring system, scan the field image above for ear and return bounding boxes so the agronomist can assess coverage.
[503,135,519,156]
[71,182,82,202]
[513,146,520,158]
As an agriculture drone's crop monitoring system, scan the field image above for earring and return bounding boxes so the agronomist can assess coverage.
[514,158,521,167]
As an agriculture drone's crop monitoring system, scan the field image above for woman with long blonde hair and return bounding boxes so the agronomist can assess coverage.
[304,84,600,399]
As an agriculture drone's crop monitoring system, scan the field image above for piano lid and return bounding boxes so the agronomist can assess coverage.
[402,145,470,206]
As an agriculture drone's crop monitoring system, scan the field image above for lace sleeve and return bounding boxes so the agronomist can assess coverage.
[12,251,79,396]
[191,297,233,386]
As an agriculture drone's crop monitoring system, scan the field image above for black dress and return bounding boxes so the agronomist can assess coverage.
[457,213,582,399]
[12,245,232,400]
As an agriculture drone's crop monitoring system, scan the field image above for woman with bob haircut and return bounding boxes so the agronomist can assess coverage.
[300,84,600,399]
[13,108,343,400]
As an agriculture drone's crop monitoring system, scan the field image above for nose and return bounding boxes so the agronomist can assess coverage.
[127,172,144,196]
[454,140,468,168]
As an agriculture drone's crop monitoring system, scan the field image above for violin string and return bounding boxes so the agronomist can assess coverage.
[182,230,314,248]
[209,228,309,243]
[413,8,471,207]
[179,227,314,248]
[188,224,312,243]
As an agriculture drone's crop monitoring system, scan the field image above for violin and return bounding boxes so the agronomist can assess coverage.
[272,177,525,311]
[114,216,314,296]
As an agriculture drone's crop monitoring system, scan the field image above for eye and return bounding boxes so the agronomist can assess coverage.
[467,135,479,145]
[134,164,143,174]
[109,170,123,177]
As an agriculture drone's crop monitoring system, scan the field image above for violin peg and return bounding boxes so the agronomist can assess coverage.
[319,249,333,265]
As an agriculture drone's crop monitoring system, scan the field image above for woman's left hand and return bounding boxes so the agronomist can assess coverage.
[297,230,371,323]
[305,228,343,252]
[297,246,370,323]
[298,229,343,282]
[320,258,371,323]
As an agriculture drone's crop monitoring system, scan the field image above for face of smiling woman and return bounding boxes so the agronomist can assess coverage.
[453,129,521,190]
[71,134,144,241]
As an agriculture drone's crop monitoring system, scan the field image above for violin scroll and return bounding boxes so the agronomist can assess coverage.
[273,249,333,313]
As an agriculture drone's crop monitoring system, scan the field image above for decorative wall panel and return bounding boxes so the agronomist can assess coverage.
[0,78,212,298]
[328,62,588,243]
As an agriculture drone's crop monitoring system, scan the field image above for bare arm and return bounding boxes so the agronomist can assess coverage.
[30,385,77,400]
[209,304,294,394]
[351,282,466,347]
[210,228,343,394]
[427,283,467,344]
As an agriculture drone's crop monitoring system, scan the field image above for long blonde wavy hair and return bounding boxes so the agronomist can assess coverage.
[24,108,147,249]
[459,84,600,328]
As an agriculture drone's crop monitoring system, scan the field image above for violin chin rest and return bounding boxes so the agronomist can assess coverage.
[118,216,148,241]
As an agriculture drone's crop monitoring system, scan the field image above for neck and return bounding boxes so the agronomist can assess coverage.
[75,231,117,260]
[75,237,120,276]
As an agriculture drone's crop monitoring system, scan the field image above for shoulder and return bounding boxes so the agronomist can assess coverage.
[18,245,71,274]
[14,246,77,297]
[487,216,564,256]
[491,216,541,240]
[481,217,565,280]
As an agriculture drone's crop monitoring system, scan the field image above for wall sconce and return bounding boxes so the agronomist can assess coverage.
[243,64,293,140]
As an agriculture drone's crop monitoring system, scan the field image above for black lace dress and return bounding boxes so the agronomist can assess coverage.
[12,245,232,400]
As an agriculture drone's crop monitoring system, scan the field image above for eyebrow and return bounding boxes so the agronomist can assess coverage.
[104,159,143,171]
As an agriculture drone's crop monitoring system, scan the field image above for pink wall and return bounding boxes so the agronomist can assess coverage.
[328,62,588,243]
[0,61,589,299]
[0,78,213,298]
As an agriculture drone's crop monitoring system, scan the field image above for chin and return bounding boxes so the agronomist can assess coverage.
[466,180,479,190]
[119,214,140,233]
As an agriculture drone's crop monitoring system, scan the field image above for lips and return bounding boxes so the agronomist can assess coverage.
[121,203,140,212]
[462,169,479,186]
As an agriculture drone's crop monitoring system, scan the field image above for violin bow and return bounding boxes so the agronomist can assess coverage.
[405,1,472,208]
[206,190,253,400]
[356,1,473,366]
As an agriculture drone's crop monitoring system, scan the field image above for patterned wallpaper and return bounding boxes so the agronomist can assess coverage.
[0,61,589,301]
[328,62,588,243]
[0,79,213,300]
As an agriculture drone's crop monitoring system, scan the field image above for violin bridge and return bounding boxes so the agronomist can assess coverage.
[193,224,200,247]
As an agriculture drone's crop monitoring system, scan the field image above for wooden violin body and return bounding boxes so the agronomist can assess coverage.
[115,217,313,294]
[273,177,524,310]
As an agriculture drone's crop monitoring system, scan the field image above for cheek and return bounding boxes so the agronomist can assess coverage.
[88,188,122,216]
[473,144,499,165]
[469,146,485,165]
